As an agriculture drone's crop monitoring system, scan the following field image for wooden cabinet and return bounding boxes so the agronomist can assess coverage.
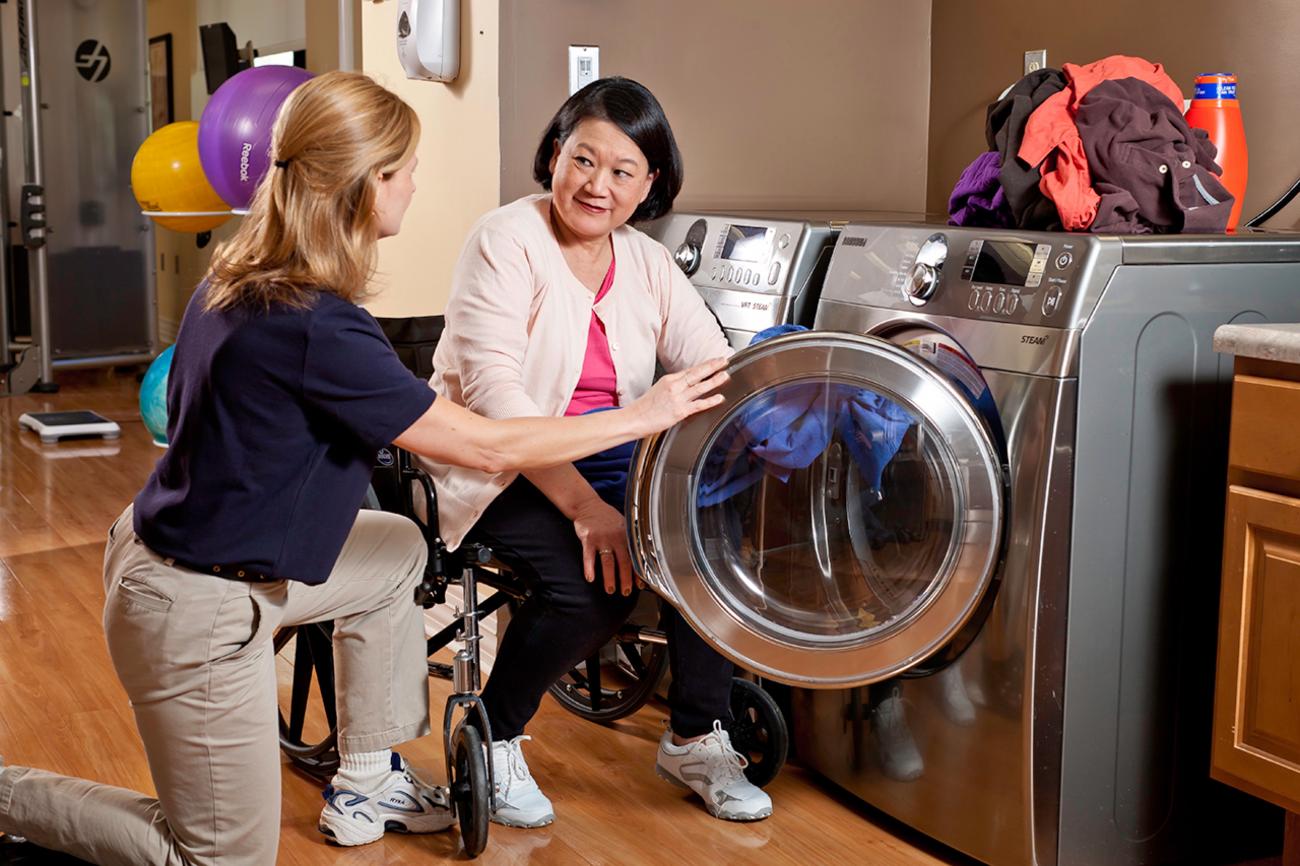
[1214,360,1300,864]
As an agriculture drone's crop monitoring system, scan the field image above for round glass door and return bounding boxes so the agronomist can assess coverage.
[628,331,1003,687]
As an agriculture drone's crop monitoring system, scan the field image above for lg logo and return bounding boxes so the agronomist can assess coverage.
[74,39,111,83]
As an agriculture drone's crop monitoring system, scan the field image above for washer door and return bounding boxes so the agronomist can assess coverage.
[628,331,1003,688]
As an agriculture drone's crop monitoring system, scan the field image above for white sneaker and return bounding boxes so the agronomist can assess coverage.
[490,736,555,828]
[874,692,924,782]
[938,665,976,727]
[319,753,454,846]
[655,721,773,821]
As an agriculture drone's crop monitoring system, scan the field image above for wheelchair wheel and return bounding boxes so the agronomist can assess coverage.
[728,677,788,788]
[548,629,669,723]
[450,724,490,858]
[274,623,341,780]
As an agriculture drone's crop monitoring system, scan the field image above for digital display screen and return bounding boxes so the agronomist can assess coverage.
[971,241,1035,286]
[721,224,769,262]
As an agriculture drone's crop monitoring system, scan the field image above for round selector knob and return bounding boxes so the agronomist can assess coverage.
[907,262,939,303]
[673,241,701,276]
[906,233,948,306]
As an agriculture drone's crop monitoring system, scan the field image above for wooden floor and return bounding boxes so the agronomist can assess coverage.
[0,369,967,865]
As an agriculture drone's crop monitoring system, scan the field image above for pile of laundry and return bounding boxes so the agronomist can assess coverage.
[948,54,1234,234]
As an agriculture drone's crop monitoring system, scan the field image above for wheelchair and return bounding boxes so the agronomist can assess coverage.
[273,316,788,856]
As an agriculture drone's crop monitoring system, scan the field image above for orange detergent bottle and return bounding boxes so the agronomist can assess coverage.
[1184,72,1248,231]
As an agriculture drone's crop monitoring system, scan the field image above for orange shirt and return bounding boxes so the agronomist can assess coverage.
[1018,55,1184,231]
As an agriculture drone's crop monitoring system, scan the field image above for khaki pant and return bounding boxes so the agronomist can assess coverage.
[0,504,431,865]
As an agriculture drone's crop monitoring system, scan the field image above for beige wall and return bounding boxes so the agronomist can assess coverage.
[500,0,933,213]
[306,0,361,73]
[360,0,501,317]
[928,0,1300,227]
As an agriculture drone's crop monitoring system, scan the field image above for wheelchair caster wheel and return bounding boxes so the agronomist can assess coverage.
[450,724,490,858]
[728,677,788,788]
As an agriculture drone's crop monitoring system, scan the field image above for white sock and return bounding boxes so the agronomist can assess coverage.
[332,749,394,794]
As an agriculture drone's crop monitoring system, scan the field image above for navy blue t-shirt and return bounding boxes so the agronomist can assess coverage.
[133,285,435,585]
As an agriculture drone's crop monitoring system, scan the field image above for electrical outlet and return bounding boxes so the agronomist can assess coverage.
[569,45,599,95]
[1024,49,1047,75]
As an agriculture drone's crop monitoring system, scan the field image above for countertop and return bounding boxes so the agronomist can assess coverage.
[1213,323,1300,364]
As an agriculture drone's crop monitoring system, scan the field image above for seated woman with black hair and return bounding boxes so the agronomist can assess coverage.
[424,77,773,826]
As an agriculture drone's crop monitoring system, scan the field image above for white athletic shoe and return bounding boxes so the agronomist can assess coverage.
[489,736,555,828]
[874,692,924,782]
[318,753,454,846]
[938,665,977,727]
[655,721,773,821]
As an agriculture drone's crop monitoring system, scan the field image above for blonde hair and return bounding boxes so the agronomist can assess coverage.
[204,71,420,311]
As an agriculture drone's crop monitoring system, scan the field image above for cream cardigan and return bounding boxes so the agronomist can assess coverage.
[423,194,732,549]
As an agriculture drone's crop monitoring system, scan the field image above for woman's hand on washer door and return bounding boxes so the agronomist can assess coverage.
[621,358,730,440]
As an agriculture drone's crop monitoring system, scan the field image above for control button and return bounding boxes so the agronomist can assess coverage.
[778,233,791,249]
[1026,272,1043,289]
[906,262,939,305]
[979,289,993,312]
[673,242,701,276]
[1055,252,1073,269]
[961,267,974,281]
[994,291,1006,314]
[769,261,782,285]
[744,268,754,285]
[753,270,762,286]
[710,266,719,280]
[1005,293,1019,315]
[723,264,733,281]
[968,289,980,310]
[1042,286,1064,317]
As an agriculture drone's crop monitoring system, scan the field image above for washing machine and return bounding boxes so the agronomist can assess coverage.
[627,222,1300,865]
[643,211,843,349]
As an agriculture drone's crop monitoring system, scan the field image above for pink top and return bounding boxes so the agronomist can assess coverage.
[425,194,733,549]
[565,255,618,416]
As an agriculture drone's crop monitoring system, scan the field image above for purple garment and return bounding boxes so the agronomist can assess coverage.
[1077,77,1233,234]
[948,151,1014,227]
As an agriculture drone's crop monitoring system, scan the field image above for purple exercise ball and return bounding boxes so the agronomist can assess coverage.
[198,66,314,209]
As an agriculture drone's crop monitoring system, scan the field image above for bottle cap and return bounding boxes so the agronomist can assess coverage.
[1193,72,1238,101]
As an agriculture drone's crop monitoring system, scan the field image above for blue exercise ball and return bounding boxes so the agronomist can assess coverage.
[140,345,174,447]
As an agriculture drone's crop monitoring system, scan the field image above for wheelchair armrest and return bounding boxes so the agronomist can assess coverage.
[375,446,528,608]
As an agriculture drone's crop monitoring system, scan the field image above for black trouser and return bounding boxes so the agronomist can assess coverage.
[471,476,734,740]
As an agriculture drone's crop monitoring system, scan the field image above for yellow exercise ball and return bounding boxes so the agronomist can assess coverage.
[131,121,232,233]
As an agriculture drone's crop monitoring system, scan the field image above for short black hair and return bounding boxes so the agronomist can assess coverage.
[532,77,683,223]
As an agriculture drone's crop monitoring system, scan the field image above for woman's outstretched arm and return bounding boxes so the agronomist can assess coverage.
[395,357,728,474]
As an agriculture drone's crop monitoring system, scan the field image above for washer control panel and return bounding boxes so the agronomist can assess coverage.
[645,212,839,347]
[823,224,1092,327]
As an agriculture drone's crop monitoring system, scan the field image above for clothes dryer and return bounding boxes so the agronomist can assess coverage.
[626,222,1300,865]
[643,212,841,349]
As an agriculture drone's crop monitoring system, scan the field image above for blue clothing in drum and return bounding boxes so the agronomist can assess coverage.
[133,286,436,585]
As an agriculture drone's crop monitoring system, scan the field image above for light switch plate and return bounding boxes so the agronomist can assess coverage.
[569,45,599,95]
[1024,49,1047,75]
